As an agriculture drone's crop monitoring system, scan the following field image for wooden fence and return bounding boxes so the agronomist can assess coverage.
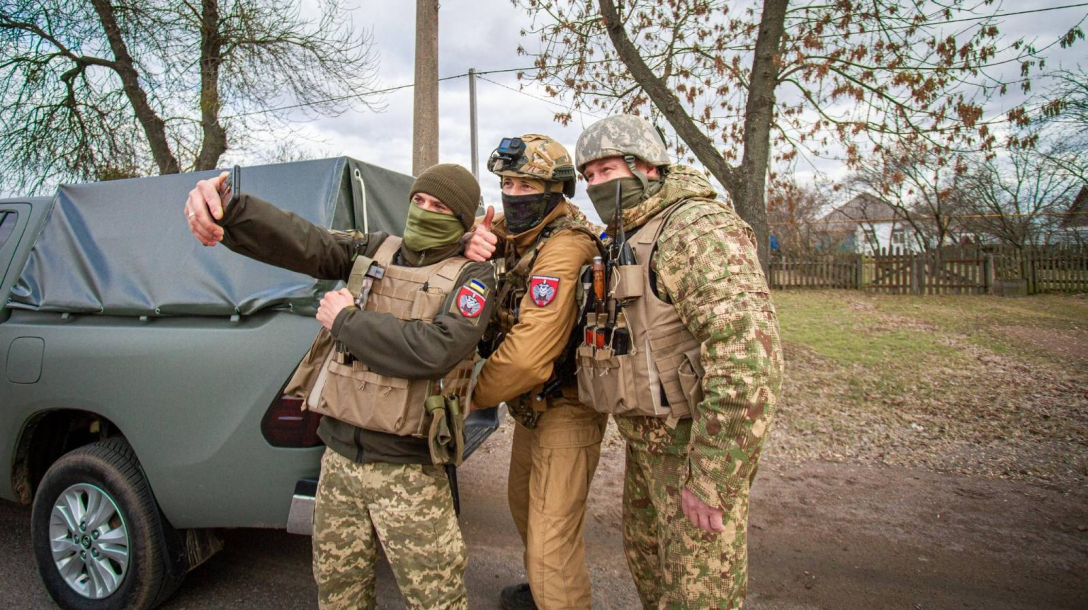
[768,245,1088,295]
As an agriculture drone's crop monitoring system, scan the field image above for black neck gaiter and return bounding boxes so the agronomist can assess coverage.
[502,192,564,234]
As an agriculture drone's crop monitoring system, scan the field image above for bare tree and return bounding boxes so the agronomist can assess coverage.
[959,145,1080,248]
[766,176,835,255]
[848,147,971,250]
[514,0,1082,270]
[1033,68,1088,185]
[0,0,381,194]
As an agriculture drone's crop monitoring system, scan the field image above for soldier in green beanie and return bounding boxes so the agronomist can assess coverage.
[184,163,494,610]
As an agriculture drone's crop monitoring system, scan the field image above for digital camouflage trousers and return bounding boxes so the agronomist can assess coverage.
[623,444,751,610]
[312,449,468,610]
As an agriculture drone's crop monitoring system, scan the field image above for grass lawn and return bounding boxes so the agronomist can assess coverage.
[766,290,1088,491]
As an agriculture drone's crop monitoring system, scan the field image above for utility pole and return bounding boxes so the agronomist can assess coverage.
[413,0,439,175]
[469,68,479,179]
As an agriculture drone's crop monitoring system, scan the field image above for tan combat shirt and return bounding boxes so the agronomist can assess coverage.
[472,202,599,409]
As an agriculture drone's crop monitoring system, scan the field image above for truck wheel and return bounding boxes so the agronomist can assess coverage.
[31,438,185,610]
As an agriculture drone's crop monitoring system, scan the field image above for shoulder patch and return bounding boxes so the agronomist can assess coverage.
[455,285,486,318]
[529,275,560,307]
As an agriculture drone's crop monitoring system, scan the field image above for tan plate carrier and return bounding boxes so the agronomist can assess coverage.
[576,201,706,425]
[284,236,476,437]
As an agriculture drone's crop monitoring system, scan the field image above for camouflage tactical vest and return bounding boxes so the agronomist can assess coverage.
[286,236,476,437]
[490,214,600,428]
[576,200,705,426]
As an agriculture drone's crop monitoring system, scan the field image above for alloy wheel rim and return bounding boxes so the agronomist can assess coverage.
[49,483,130,599]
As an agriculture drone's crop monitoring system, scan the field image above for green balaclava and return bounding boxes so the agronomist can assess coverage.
[585,155,664,229]
[401,164,481,263]
[402,203,466,252]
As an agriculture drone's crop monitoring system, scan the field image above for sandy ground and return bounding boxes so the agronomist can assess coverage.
[3,418,1085,609]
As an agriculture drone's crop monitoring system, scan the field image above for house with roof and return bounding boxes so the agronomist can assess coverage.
[817,194,923,254]
[1061,184,1088,231]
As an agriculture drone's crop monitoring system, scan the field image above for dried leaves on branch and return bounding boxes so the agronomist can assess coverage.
[515,0,1083,267]
[0,0,382,193]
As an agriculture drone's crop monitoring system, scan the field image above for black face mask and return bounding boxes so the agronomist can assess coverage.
[502,192,564,234]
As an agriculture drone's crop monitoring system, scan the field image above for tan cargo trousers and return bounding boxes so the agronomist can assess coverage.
[508,399,608,610]
[312,449,469,610]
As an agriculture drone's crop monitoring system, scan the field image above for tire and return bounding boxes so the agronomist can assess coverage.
[31,438,186,610]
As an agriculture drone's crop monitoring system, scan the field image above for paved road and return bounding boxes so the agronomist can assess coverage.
[3,424,1086,609]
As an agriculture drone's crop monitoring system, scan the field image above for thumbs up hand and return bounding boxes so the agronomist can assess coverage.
[481,205,495,231]
[463,205,499,262]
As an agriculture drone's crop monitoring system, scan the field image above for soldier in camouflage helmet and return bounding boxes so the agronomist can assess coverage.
[574,115,783,610]
[464,134,609,610]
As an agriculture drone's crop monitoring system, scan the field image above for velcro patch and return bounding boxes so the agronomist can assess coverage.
[467,278,488,296]
[456,286,486,318]
[529,275,560,307]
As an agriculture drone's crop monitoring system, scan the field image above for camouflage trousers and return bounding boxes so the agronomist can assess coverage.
[312,448,468,610]
[508,401,608,610]
[623,444,750,610]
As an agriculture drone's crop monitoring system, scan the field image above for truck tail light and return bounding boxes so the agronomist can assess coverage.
[261,395,323,448]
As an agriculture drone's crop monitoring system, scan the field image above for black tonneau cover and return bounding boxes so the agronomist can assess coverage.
[8,157,413,317]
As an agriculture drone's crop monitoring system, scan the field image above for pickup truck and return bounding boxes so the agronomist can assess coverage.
[0,158,500,610]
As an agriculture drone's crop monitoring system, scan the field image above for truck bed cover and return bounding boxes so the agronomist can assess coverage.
[8,157,412,317]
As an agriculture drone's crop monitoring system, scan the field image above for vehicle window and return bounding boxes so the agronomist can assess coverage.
[0,211,14,249]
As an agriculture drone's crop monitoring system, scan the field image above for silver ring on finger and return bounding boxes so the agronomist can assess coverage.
[188,211,196,219]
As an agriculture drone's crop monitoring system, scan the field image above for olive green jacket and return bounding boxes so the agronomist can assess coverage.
[219,193,495,464]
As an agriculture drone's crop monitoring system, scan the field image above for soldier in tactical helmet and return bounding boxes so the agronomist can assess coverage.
[184,164,494,610]
[572,114,783,610]
[463,134,608,610]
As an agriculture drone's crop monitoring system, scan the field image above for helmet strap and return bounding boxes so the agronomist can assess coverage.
[624,154,650,194]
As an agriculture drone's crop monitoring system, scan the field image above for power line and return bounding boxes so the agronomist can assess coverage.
[223,2,1088,120]
[476,74,608,121]
[792,2,1088,38]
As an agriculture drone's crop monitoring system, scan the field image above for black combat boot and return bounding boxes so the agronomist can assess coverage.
[500,583,538,610]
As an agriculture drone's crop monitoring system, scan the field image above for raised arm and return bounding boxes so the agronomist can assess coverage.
[183,172,372,281]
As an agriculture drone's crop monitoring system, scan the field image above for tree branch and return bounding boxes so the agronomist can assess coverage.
[596,0,740,194]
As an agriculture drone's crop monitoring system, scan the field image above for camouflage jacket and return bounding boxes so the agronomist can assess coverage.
[616,165,784,510]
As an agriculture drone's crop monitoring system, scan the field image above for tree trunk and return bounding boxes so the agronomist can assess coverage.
[90,0,180,175]
[597,0,788,274]
[195,0,228,171]
[737,0,788,274]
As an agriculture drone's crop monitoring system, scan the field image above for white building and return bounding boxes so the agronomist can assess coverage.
[819,194,923,254]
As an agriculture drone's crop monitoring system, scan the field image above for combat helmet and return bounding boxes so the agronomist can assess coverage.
[487,134,577,198]
[574,114,670,173]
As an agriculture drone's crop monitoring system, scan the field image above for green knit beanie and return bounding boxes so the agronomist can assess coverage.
[409,163,481,231]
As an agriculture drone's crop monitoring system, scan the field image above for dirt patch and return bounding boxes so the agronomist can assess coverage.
[998,325,1088,362]
[773,293,1088,492]
[459,421,1088,610]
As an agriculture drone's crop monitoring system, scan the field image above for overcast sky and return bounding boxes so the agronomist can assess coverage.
[246,0,1085,221]
[3,2,1082,209]
[237,0,598,217]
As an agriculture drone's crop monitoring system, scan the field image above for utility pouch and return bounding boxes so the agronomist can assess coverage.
[612,264,643,300]
[425,394,466,466]
[426,395,453,465]
[315,362,427,436]
[284,327,336,405]
[347,255,377,298]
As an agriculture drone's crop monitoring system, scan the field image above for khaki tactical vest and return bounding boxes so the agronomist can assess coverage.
[576,200,705,426]
[489,216,600,428]
[285,236,476,437]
